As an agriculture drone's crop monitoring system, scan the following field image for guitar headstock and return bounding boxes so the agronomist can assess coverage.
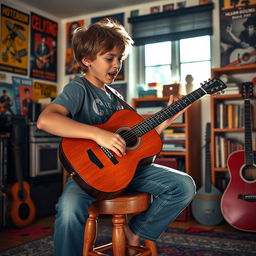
[201,78,227,95]
[241,82,253,99]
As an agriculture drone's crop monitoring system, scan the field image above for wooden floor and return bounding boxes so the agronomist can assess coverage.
[0,215,240,252]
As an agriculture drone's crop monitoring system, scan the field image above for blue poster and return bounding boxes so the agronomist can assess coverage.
[12,76,33,114]
[0,82,15,114]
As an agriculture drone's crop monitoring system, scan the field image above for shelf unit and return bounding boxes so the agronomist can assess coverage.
[210,64,256,191]
[132,96,202,187]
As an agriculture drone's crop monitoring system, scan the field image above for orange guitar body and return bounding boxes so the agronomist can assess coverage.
[8,181,36,228]
[221,151,256,232]
[60,78,226,199]
[60,109,163,199]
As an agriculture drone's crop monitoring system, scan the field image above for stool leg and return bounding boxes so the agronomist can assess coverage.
[83,212,98,256]
[112,214,126,256]
[144,240,158,256]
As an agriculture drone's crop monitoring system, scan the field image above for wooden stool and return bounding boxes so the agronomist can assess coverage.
[83,192,158,256]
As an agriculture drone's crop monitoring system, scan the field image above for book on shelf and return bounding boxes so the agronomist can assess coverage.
[216,102,243,129]
[215,135,244,168]
[162,143,186,152]
[222,82,240,95]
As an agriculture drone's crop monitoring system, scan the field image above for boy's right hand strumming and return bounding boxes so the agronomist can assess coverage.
[94,128,126,157]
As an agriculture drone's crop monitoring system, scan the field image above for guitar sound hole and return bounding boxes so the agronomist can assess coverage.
[19,203,30,220]
[119,130,138,148]
[241,165,256,182]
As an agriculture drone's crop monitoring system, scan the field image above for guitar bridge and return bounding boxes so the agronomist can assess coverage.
[99,146,119,165]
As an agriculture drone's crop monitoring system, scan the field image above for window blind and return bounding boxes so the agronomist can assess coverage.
[128,3,214,45]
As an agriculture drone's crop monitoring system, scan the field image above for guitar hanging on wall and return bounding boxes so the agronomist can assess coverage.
[60,78,226,200]
[221,82,256,232]
[7,143,36,228]
[191,122,223,226]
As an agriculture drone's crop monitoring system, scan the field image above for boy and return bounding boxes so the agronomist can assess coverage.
[37,18,196,256]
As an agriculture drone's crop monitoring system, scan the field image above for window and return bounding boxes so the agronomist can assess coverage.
[144,35,211,92]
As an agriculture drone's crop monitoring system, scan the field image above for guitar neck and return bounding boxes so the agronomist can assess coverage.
[132,87,206,136]
[244,99,254,165]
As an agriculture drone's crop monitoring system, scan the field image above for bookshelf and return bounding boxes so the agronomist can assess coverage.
[132,97,202,187]
[210,64,256,191]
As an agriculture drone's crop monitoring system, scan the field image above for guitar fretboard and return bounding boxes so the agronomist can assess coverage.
[244,99,254,165]
[132,87,206,137]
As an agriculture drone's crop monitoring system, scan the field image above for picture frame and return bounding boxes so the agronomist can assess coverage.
[150,6,160,14]
[163,4,174,12]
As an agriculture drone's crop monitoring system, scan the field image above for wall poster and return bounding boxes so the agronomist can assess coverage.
[33,80,57,101]
[91,13,125,81]
[220,0,256,67]
[0,82,16,115]
[12,76,33,115]
[0,4,29,75]
[65,20,84,75]
[30,12,58,82]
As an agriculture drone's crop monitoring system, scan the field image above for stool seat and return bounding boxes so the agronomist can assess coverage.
[89,192,151,214]
[83,192,158,256]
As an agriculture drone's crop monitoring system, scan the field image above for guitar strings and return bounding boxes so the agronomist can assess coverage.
[119,90,203,144]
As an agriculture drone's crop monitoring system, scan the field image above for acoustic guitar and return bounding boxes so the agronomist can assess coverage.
[191,123,223,225]
[221,82,256,232]
[60,78,226,200]
[7,143,36,227]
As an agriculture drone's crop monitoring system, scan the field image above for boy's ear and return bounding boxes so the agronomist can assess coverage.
[81,57,91,67]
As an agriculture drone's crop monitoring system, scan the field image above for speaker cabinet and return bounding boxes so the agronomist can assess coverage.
[30,174,62,218]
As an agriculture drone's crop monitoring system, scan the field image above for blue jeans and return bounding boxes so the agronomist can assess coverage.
[54,163,196,256]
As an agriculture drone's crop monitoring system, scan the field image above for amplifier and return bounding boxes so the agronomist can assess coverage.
[30,174,63,218]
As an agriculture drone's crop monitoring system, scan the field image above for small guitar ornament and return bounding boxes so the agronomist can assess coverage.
[192,123,223,226]
[221,82,256,232]
[60,78,226,200]
[7,143,36,227]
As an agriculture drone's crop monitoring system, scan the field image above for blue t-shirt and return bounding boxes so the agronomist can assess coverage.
[53,76,123,125]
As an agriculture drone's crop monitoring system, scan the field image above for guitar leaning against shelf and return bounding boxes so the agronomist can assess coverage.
[191,123,223,226]
[60,78,226,200]
[221,82,256,232]
[7,143,36,228]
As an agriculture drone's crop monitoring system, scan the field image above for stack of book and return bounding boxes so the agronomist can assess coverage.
[162,129,186,152]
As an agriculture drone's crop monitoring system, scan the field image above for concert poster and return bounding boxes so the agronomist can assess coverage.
[0,82,16,115]
[33,80,57,101]
[0,4,29,75]
[19,85,34,116]
[91,13,125,81]
[30,12,58,82]
[12,76,33,114]
[219,0,256,67]
[65,20,84,75]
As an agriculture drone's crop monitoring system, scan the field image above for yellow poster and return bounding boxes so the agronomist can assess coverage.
[0,4,29,75]
[33,81,57,101]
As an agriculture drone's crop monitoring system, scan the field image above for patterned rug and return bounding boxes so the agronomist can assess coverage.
[1,222,256,256]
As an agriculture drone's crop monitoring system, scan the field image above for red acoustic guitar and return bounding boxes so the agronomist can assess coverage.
[60,78,226,199]
[221,82,256,232]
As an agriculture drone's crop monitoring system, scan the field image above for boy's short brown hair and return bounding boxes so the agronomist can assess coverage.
[72,18,134,73]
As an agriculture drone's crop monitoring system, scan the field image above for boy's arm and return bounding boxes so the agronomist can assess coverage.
[37,103,126,157]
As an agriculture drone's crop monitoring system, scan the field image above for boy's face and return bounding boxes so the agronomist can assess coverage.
[83,46,124,88]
